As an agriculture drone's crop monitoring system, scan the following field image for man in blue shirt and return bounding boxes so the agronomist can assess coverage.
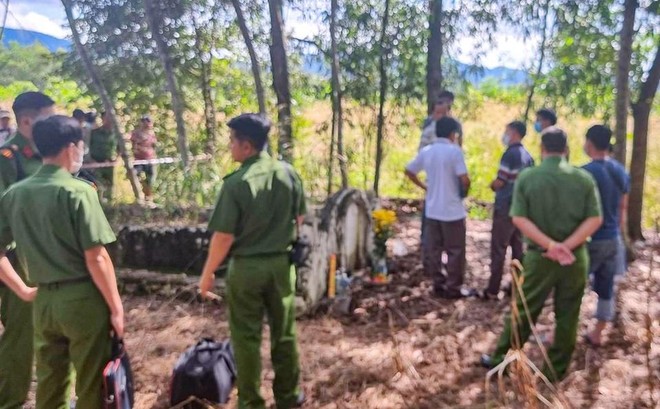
[483,121,535,299]
[582,125,629,346]
[405,117,473,298]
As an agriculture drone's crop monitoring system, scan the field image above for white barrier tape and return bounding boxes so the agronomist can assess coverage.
[81,154,213,169]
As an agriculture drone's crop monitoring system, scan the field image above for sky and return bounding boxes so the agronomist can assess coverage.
[5,0,538,70]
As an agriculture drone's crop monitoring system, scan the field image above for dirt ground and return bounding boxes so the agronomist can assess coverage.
[13,215,660,408]
[119,215,659,409]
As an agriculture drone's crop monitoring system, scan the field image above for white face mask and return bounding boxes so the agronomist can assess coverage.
[71,143,84,174]
[501,133,511,146]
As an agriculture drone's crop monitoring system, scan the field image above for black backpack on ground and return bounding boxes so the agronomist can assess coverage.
[170,338,237,407]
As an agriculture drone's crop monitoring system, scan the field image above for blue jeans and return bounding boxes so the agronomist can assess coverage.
[588,238,619,321]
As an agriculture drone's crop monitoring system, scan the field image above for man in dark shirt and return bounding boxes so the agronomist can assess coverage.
[483,121,534,299]
[581,125,629,346]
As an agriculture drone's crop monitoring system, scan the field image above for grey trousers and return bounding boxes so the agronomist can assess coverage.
[423,218,466,297]
[487,206,523,295]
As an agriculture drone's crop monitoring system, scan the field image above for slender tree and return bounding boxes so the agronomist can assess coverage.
[373,0,390,196]
[268,0,294,162]
[62,0,143,202]
[426,0,443,114]
[330,0,348,189]
[144,0,189,168]
[523,0,551,122]
[231,0,267,115]
[628,43,660,241]
[612,0,638,165]
[192,15,217,153]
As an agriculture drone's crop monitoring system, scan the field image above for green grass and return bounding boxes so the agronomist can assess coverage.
[107,98,659,227]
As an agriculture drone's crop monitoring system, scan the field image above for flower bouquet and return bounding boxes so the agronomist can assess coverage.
[370,209,397,284]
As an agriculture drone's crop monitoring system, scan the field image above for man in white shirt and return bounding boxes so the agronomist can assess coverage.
[405,117,473,298]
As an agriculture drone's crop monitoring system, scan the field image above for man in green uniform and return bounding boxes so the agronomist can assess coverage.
[481,127,602,382]
[0,91,54,409]
[0,115,124,408]
[89,111,118,202]
[199,113,305,409]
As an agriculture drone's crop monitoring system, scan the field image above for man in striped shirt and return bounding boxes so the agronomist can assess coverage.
[483,120,534,299]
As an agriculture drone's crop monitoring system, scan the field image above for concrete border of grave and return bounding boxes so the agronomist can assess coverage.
[112,188,377,315]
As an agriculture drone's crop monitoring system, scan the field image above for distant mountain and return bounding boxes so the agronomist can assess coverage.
[457,62,528,86]
[2,28,70,52]
[302,54,528,87]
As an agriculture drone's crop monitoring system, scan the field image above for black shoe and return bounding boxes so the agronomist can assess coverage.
[293,392,306,407]
[480,354,494,369]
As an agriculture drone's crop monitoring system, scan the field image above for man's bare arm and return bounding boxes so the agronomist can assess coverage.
[490,178,505,191]
[199,232,234,297]
[459,174,471,196]
[562,216,603,250]
[512,216,555,249]
[404,169,427,191]
[0,252,36,302]
[85,246,124,337]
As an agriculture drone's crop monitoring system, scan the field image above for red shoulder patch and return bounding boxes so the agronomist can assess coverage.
[22,145,34,158]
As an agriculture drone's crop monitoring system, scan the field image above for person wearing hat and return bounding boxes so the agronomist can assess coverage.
[89,111,118,202]
[0,91,54,409]
[198,113,306,409]
[0,115,123,408]
[581,125,629,346]
[130,115,158,201]
[481,126,603,382]
[0,110,13,145]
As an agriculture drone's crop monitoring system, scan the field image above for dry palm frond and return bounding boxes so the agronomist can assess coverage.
[169,395,219,409]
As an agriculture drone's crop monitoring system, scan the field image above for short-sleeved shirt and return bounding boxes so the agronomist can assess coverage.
[582,158,629,241]
[406,138,468,222]
[89,127,117,162]
[131,129,157,160]
[510,156,602,245]
[0,165,116,284]
[418,116,464,151]
[0,133,42,192]
[208,152,306,257]
[494,143,535,210]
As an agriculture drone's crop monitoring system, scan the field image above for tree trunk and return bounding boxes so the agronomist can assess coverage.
[268,0,294,162]
[62,0,143,202]
[192,21,217,154]
[331,0,348,189]
[612,0,637,165]
[628,44,660,241]
[373,0,390,196]
[327,112,336,197]
[231,0,267,115]
[523,0,550,122]
[144,0,189,168]
[426,0,443,114]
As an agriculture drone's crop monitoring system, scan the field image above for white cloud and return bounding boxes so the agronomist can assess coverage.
[5,1,69,39]
[455,31,540,70]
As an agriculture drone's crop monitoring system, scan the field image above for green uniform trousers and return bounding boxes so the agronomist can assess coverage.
[492,247,588,381]
[34,280,111,409]
[227,254,300,409]
[93,167,114,202]
[0,271,33,409]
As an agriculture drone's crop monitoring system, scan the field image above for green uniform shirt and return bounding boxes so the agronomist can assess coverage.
[0,133,42,192]
[510,156,602,244]
[208,152,306,257]
[0,165,116,284]
[89,127,117,162]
